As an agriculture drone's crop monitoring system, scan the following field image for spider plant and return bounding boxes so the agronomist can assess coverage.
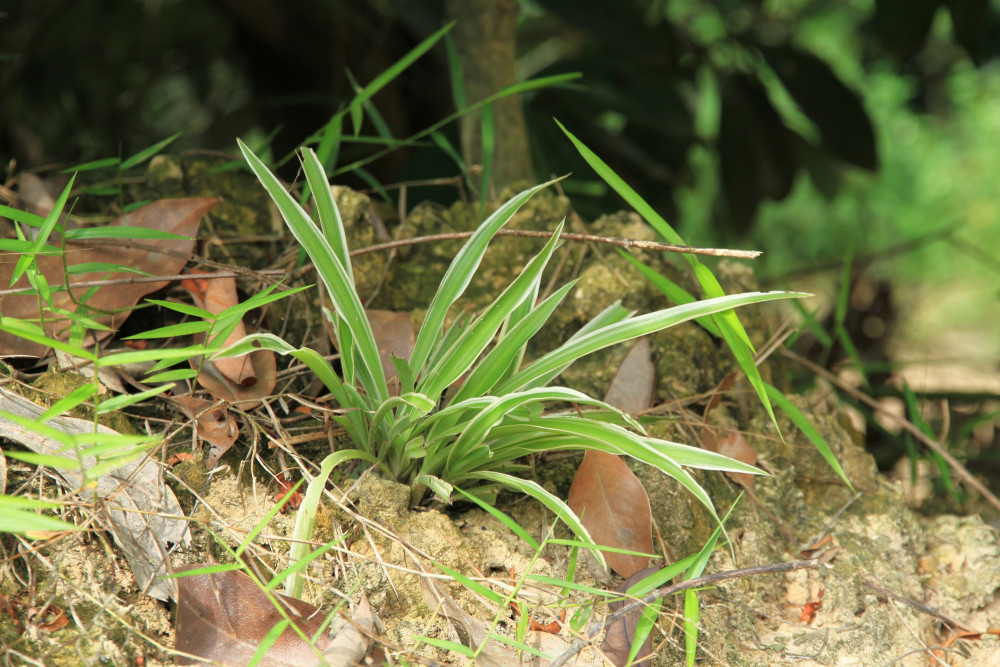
[231,140,807,581]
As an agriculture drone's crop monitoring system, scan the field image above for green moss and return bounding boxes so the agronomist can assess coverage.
[26,370,138,434]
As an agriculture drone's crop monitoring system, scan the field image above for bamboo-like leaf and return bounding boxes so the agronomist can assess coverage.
[0,496,83,536]
[95,385,173,414]
[63,226,189,241]
[125,320,212,340]
[36,384,97,424]
[11,175,75,287]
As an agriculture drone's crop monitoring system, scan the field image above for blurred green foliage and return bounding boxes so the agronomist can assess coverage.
[3,0,998,301]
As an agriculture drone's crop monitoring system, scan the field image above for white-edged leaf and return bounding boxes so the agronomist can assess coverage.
[409,179,559,373]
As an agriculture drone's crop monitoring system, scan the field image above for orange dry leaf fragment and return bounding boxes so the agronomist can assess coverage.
[530,609,566,634]
[274,477,303,511]
[168,452,195,467]
[33,605,69,633]
[801,589,824,624]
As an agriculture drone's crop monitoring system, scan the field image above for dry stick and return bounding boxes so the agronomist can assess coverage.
[863,579,975,633]
[347,228,762,260]
[780,348,1000,514]
[0,230,759,298]
[548,559,820,667]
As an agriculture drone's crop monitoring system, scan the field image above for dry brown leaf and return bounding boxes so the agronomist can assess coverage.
[175,566,333,667]
[176,271,276,407]
[567,451,653,579]
[703,427,757,489]
[602,566,657,667]
[566,338,656,578]
[170,395,240,468]
[0,387,190,601]
[602,338,654,416]
[0,197,219,357]
[181,272,256,387]
[365,309,416,395]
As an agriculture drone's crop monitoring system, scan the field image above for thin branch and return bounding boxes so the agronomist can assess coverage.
[548,559,820,667]
[781,348,1000,514]
[347,229,762,259]
[0,229,758,297]
[863,578,975,633]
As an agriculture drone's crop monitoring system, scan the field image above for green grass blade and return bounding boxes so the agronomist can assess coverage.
[453,486,539,552]
[619,251,722,337]
[473,470,607,571]
[447,388,615,467]
[348,22,454,135]
[451,281,576,404]
[764,383,854,491]
[60,157,120,173]
[560,120,788,429]
[120,132,180,170]
[316,111,344,170]
[286,449,374,598]
[478,102,495,220]
[444,32,466,109]
[302,148,350,269]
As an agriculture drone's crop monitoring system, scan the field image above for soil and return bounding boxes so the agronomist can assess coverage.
[2,156,998,666]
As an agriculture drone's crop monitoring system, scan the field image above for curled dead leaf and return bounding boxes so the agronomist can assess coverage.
[170,395,240,468]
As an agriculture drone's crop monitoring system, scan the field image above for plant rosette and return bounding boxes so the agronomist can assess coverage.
[228,141,806,596]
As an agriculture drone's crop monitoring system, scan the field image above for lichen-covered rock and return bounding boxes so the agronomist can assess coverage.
[631,383,1000,665]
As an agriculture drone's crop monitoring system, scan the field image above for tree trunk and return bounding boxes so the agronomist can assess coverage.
[445,0,535,193]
